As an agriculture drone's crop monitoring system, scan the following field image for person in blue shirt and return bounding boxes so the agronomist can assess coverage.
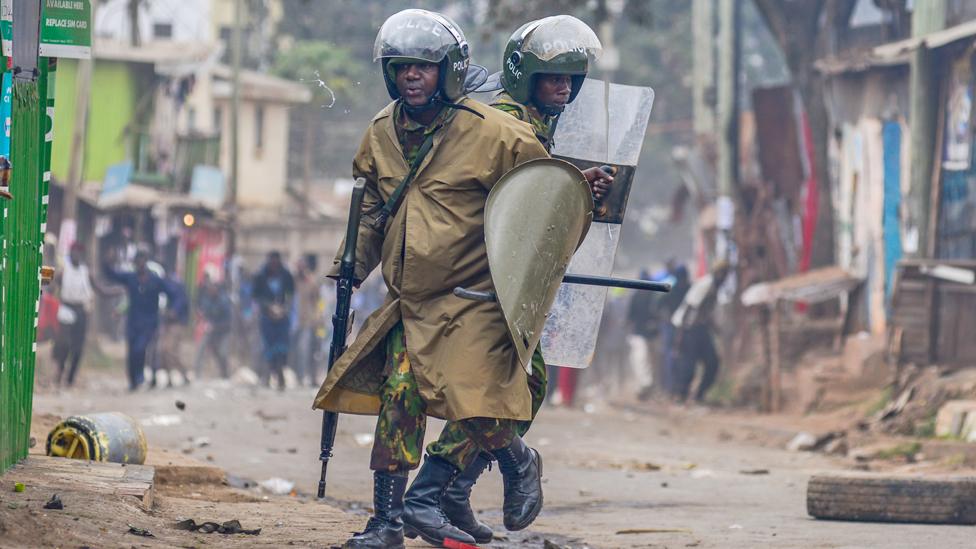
[251,251,295,390]
[103,248,184,391]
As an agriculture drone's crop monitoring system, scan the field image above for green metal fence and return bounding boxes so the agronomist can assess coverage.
[0,59,54,473]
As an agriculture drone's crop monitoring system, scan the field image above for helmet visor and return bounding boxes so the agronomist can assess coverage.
[373,9,462,63]
[521,15,603,62]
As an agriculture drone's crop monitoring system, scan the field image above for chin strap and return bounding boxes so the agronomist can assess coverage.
[436,97,485,119]
[403,93,485,120]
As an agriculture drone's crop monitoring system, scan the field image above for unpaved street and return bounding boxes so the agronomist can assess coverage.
[20,375,974,548]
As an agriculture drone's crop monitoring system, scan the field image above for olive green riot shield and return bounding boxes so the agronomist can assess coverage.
[542,78,655,369]
[485,158,593,371]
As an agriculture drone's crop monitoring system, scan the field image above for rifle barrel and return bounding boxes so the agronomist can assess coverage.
[318,177,367,499]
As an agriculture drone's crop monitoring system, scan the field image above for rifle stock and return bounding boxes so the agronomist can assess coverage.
[318,177,367,499]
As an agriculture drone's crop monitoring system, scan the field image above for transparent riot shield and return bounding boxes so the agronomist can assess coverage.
[542,78,655,369]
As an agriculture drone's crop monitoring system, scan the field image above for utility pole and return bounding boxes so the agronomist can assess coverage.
[907,0,946,258]
[64,0,99,238]
[127,0,140,47]
[227,0,243,272]
[692,0,715,136]
[716,0,740,261]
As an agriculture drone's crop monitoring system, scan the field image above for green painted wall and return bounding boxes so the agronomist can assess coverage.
[51,59,143,184]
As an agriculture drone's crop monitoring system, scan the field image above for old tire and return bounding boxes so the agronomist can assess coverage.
[807,475,976,525]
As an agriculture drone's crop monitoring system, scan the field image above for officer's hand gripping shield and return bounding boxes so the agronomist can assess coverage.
[484,158,593,371]
[543,78,656,369]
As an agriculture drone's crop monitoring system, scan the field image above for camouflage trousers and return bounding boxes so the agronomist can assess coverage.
[370,322,520,473]
[427,346,546,470]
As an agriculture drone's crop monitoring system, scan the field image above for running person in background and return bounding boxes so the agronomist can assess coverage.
[194,274,233,379]
[103,248,183,391]
[252,251,295,390]
[671,261,729,403]
[52,242,104,387]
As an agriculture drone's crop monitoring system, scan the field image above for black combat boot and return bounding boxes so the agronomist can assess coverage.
[343,471,407,549]
[403,455,477,546]
[441,452,493,544]
[491,436,543,531]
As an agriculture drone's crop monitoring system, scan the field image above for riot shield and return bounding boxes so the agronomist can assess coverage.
[542,78,655,369]
[485,158,593,370]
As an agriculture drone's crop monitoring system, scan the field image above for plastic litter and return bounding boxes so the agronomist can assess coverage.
[259,477,295,495]
[44,494,63,510]
[127,524,154,537]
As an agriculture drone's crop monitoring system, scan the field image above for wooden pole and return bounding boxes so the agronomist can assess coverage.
[907,0,946,257]
[716,0,740,262]
[769,300,782,413]
[226,0,243,275]
[63,57,93,224]
[692,0,715,136]
[760,305,772,412]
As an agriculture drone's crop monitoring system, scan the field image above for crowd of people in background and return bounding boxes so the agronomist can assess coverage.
[41,240,725,405]
[39,238,393,392]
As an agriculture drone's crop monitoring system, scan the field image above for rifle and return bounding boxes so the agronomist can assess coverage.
[317,177,367,499]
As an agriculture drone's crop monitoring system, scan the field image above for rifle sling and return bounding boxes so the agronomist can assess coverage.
[371,130,436,231]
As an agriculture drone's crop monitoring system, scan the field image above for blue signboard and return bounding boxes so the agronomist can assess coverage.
[0,71,11,159]
[189,165,226,208]
[100,161,133,200]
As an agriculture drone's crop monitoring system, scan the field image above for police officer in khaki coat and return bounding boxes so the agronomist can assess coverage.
[415,16,610,544]
[312,9,549,549]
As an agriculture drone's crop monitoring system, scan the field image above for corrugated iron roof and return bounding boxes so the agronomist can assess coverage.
[741,266,862,306]
[817,19,976,76]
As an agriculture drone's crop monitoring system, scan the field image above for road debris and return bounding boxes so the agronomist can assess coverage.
[175,400,186,411]
[822,437,848,456]
[141,414,182,427]
[259,477,295,495]
[808,474,976,524]
[615,528,693,534]
[739,469,770,475]
[255,409,287,421]
[787,432,817,452]
[353,433,374,447]
[43,494,63,510]
[127,524,154,537]
[226,474,257,489]
[175,518,261,535]
[13,482,25,492]
[873,386,915,423]
[935,400,976,441]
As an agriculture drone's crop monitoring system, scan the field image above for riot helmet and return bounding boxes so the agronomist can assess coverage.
[373,9,471,105]
[501,15,602,112]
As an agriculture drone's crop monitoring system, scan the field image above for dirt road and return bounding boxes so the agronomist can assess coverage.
[18,376,976,548]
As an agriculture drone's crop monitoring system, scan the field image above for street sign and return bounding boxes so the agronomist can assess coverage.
[0,1,10,58]
[39,0,91,58]
[1,0,91,59]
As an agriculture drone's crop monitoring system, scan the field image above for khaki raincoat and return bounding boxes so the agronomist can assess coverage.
[312,98,549,421]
